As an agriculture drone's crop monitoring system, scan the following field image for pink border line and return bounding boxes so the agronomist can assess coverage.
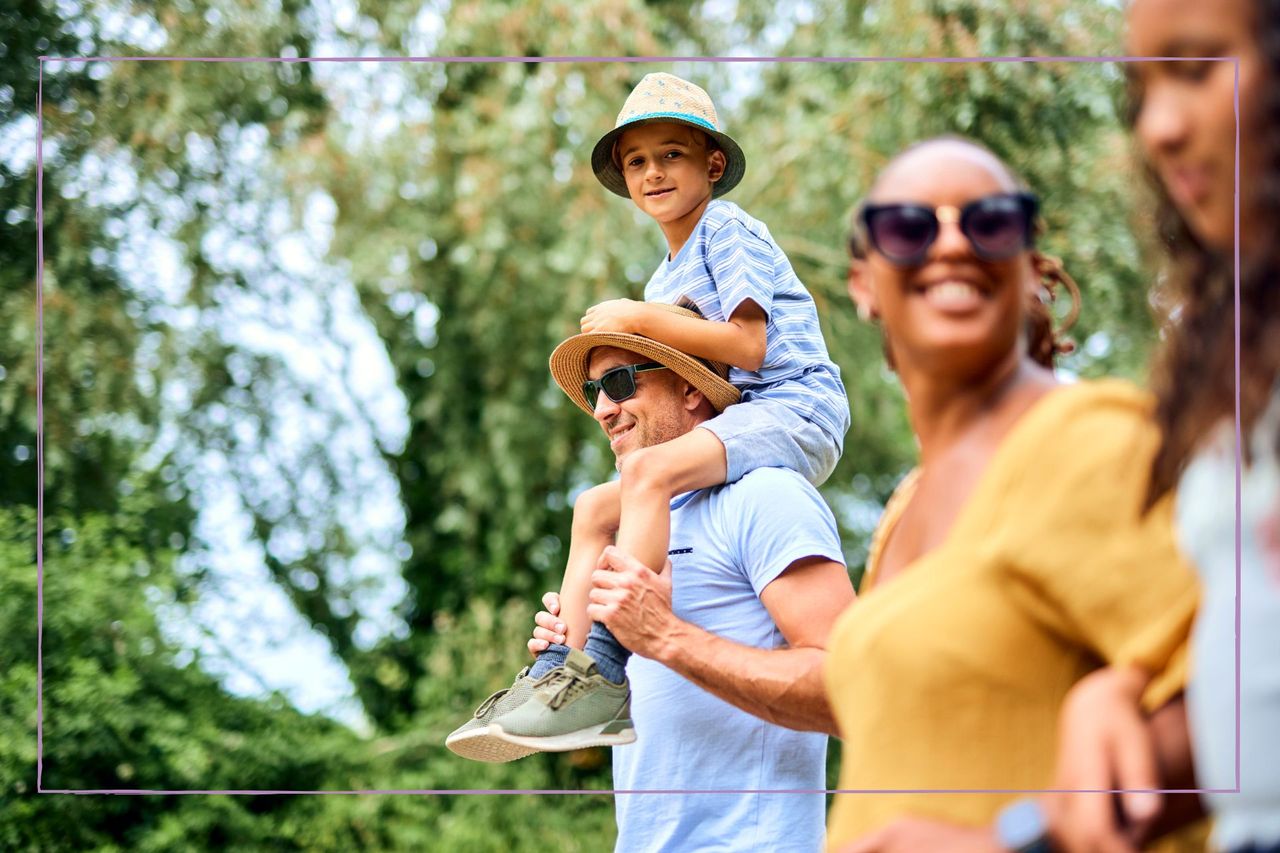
[1232,55,1242,794]
[36,51,47,796]
[39,786,1227,796]
[42,54,1233,63]
[34,54,1243,798]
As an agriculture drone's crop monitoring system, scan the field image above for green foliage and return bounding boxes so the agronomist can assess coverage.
[353,597,619,850]
[0,505,357,849]
[1,504,616,849]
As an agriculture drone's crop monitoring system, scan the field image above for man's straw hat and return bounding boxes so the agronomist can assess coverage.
[550,304,741,416]
[592,72,746,200]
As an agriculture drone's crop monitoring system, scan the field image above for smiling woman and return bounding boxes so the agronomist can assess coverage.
[824,137,1199,851]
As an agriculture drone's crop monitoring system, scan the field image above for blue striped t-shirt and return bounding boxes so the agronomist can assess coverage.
[644,199,850,446]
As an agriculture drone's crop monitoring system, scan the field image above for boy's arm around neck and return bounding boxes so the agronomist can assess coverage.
[635,299,767,372]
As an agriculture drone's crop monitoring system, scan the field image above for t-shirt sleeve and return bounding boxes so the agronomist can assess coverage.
[995,390,1198,711]
[704,217,776,321]
[720,469,846,597]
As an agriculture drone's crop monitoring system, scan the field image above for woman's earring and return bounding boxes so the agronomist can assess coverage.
[857,302,872,322]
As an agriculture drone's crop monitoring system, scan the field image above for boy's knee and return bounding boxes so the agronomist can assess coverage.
[571,481,621,532]
[619,446,675,495]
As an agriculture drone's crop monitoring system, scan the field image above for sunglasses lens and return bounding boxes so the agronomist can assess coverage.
[965,197,1029,259]
[870,207,936,263]
[599,366,636,404]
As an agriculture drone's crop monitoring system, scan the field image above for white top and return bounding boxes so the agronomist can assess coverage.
[611,467,843,853]
[1177,388,1280,849]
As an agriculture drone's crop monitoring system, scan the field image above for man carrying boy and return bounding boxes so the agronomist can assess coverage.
[447,72,850,754]
[527,317,853,852]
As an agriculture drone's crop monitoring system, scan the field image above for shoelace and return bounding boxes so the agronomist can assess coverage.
[473,687,509,719]
[544,671,591,710]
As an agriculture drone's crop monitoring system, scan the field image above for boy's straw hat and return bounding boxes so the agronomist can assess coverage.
[549,304,741,416]
[591,73,746,200]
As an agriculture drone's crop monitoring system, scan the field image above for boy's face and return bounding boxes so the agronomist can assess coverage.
[615,123,727,226]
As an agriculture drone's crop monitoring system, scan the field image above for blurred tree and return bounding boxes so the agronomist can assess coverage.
[2,505,618,850]
[1,505,359,848]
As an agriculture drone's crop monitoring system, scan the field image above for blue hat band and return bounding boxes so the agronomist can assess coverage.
[618,111,718,134]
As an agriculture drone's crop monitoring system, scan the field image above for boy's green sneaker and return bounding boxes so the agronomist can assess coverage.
[445,667,542,763]
[489,649,636,751]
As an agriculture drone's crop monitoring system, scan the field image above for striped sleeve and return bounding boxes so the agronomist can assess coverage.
[705,218,776,321]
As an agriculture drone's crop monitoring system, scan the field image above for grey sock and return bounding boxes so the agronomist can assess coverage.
[582,622,630,685]
[529,643,569,679]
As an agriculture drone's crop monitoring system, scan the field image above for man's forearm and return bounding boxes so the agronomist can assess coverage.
[649,617,838,736]
[589,547,850,736]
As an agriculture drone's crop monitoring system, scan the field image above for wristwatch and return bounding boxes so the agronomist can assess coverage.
[994,798,1053,853]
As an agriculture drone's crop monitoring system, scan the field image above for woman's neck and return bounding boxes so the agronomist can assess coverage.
[899,351,1058,466]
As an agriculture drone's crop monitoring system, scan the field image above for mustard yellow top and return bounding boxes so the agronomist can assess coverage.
[825,380,1199,846]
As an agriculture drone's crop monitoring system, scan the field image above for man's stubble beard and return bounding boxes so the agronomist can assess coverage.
[612,406,691,471]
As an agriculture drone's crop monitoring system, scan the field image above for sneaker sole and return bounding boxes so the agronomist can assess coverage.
[445,726,540,763]
[487,721,637,752]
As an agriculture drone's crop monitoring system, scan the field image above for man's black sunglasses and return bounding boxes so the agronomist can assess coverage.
[583,362,670,409]
[859,192,1039,266]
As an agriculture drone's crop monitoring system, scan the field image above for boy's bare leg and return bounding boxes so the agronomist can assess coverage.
[485,430,731,750]
[537,429,727,683]
[614,427,728,574]
[554,480,621,650]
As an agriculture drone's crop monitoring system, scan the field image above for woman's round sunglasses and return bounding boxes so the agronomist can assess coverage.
[583,362,670,409]
[859,192,1039,266]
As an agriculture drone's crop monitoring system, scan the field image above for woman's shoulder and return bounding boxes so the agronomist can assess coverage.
[989,378,1162,517]
[1047,376,1152,412]
[1014,378,1157,453]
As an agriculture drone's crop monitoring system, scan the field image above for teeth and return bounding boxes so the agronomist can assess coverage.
[926,280,983,303]
[930,282,979,300]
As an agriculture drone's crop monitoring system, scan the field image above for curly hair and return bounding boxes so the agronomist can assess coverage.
[1140,0,1280,507]
[1026,250,1080,368]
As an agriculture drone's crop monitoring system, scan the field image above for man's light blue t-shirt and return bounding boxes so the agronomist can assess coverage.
[611,467,845,853]
[643,199,850,447]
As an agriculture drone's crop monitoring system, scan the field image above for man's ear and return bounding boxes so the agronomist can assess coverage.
[682,380,707,413]
[707,149,727,185]
[847,257,878,322]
